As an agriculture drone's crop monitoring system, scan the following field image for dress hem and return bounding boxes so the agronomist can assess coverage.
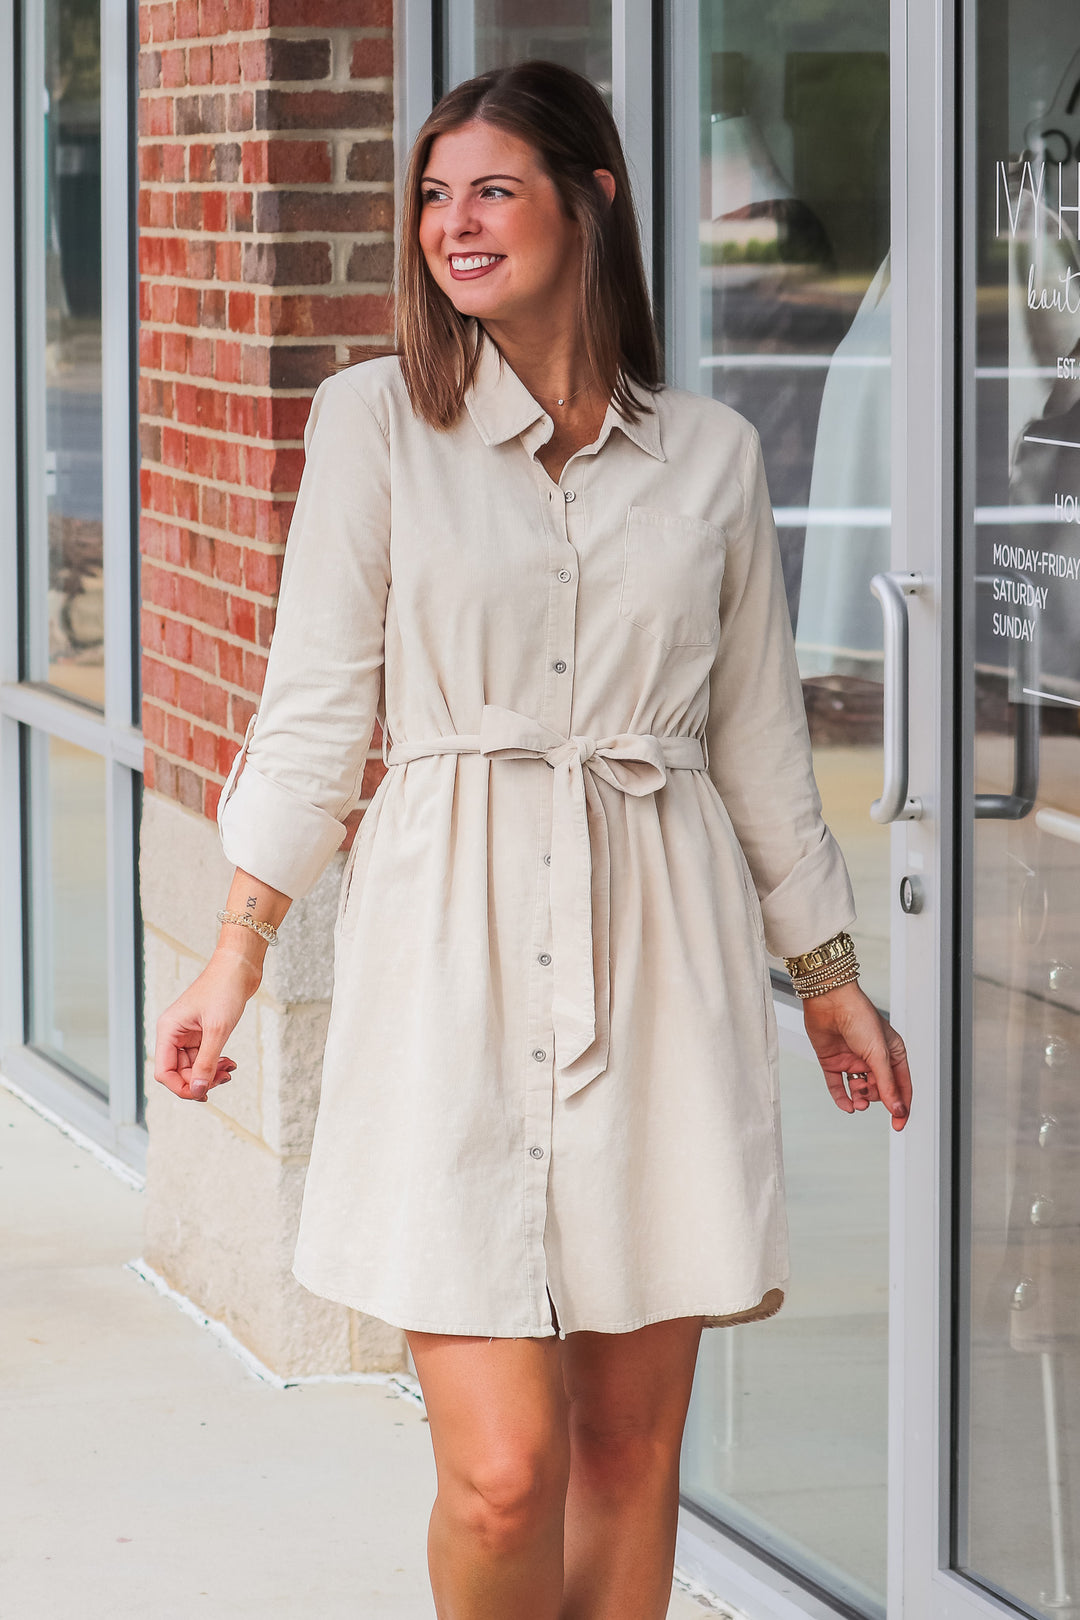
[291,1262,788,1338]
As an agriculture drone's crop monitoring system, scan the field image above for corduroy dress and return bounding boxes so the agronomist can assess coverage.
[218,321,857,1338]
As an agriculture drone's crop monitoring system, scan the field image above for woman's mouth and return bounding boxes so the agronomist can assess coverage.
[448,254,506,280]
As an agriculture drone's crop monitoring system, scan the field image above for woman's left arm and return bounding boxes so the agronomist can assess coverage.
[704,427,911,1130]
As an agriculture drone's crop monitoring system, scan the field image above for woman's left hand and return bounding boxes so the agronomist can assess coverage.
[800,981,912,1131]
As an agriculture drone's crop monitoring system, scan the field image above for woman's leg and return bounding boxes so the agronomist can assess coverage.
[407,1331,571,1620]
[558,1315,705,1620]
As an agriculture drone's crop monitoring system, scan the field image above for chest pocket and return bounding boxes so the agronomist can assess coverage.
[618,506,726,650]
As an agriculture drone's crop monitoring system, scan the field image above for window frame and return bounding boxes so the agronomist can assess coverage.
[0,0,145,1172]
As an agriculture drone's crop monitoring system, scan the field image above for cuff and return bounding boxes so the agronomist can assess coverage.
[217,721,347,899]
[759,830,857,960]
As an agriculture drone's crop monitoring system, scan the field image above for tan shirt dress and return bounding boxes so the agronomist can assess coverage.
[218,321,857,1338]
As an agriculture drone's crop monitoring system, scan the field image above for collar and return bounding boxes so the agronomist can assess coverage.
[462,320,665,463]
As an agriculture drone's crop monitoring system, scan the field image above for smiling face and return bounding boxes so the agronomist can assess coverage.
[417,121,584,331]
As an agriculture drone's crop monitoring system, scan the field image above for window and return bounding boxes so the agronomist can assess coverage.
[0,0,144,1168]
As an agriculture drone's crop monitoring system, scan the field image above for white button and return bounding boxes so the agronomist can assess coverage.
[557,569,572,583]
[529,1145,545,1159]
[532,1048,547,1062]
[553,659,567,673]
[563,489,576,503]
[543,853,551,865]
[538,952,551,966]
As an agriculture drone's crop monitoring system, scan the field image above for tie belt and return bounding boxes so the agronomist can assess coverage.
[386,703,706,1100]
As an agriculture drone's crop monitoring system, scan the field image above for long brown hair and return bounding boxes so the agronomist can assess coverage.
[396,60,662,429]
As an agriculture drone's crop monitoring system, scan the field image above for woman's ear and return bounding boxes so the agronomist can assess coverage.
[593,168,616,205]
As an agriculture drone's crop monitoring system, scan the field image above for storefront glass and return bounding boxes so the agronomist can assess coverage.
[24,0,106,706]
[676,1,891,1611]
[27,735,111,1094]
[470,0,611,90]
[956,5,1080,1612]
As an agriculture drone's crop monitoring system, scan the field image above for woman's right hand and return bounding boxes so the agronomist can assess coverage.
[153,949,262,1104]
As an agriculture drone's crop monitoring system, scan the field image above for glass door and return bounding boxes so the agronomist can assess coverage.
[668,2,894,1614]
[955,6,1080,1616]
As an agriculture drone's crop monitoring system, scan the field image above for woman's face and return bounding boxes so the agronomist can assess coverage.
[418,121,586,329]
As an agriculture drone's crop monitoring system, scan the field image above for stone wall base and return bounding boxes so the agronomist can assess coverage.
[140,790,406,1377]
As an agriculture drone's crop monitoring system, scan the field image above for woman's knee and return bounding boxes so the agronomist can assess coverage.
[568,1411,679,1498]
[445,1439,569,1551]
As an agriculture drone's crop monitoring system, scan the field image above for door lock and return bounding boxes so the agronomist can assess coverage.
[899,874,924,915]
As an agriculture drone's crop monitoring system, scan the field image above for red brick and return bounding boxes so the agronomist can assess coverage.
[188,42,213,84]
[204,776,222,819]
[139,143,163,181]
[218,638,244,685]
[160,45,187,87]
[228,289,256,332]
[142,702,168,749]
[212,41,241,84]
[163,615,193,662]
[144,656,179,705]
[254,87,391,132]
[227,594,257,642]
[146,95,174,136]
[201,190,227,232]
[255,188,392,233]
[163,142,186,181]
[175,0,200,37]
[190,627,219,676]
[242,548,282,596]
[266,138,332,184]
[191,725,220,772]
[266,0,390,22]
[242,648,268,691]
[229,694,257,733]
[228,190,253,233]
[148,3,176,42]
[350,37,393,79]
[262,291,391,338]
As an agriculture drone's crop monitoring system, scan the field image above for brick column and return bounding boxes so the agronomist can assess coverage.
[136,0,404,1376]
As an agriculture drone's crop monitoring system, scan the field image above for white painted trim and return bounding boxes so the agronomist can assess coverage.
[611,0,653,292]
[676,1511,854,1620]
[0,682,143,768]
[662,0,700,389]
[395,0,434,227]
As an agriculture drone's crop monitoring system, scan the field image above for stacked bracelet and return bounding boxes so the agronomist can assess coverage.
[783,930,860,999]
[216,909,280,947]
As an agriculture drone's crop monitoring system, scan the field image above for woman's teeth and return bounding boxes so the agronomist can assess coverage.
[450,255,503,270]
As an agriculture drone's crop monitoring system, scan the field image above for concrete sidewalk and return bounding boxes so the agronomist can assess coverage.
[0,1082,717,1620]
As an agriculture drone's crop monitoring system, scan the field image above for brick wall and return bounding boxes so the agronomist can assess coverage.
[137,0,395,821]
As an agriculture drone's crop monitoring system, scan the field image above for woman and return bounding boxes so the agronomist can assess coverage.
[155,60,911,1620]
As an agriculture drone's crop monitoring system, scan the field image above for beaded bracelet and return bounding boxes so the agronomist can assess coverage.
[216,909,280,947]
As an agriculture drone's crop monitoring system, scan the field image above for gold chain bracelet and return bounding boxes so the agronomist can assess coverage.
[216,909,280,947]
[784,930,860,999]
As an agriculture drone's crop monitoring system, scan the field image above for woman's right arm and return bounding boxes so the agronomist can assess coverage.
[155,370,392,1105]
[153,867,291,1103]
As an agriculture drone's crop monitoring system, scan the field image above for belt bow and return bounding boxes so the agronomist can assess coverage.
[387,703,705,1100]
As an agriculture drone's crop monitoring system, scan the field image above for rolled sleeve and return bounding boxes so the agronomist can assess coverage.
[217,370,391,899]
[705,429,856,958]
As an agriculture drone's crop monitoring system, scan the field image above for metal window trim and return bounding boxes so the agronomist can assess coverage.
[395,0,436,230]
[2,0,145,1157]
[0,1046,148,1174]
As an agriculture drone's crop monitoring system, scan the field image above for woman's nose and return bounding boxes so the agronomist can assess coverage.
[444,196,481,238]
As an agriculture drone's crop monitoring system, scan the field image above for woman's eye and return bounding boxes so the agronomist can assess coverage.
[420,187,446,204]
[481,186,511,199]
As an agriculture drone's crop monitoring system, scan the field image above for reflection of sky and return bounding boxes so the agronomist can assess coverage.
[47,385,102,521]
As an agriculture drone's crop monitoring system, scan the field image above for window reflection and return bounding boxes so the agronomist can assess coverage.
[28,735,110,1095]
[698,2,891,1009]
[958,11,1080,1613]
[470,0,612,97]
[35,0,105,705]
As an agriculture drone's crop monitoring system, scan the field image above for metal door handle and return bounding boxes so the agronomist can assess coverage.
[973,572,1039,820]
[870,571,924,824]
